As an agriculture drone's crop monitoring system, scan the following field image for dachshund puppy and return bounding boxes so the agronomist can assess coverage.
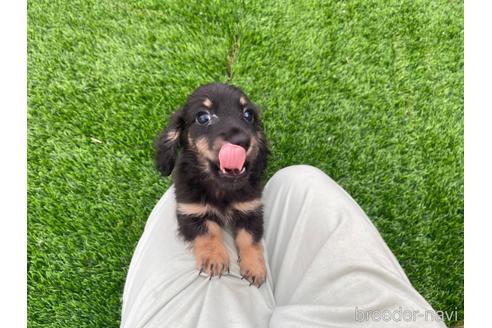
[155,83,269,287]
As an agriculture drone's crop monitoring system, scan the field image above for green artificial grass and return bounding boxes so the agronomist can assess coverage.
[27,0,463,326]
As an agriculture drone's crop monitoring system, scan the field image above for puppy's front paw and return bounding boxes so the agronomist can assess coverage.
[194,236,230,278]
[238,244,266,287]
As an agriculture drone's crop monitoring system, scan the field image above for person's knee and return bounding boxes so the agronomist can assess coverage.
[267,165,335,190]
[265,165,366,228]
[274,164,324,177]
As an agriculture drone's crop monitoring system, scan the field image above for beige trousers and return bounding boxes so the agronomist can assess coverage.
[121,165,446,328]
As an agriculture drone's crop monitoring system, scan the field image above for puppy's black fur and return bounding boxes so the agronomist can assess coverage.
[155,83,269,286]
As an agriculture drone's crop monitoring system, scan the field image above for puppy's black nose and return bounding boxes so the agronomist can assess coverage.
[227,130,250,150]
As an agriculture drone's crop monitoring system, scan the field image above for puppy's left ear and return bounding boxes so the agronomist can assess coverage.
[155,108,185,176]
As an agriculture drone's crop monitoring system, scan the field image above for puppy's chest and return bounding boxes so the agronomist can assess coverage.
[176,198,262,225]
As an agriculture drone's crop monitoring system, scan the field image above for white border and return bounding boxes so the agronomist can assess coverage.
[465,1,492,326]
[0,0,27,325]
[0,0,477,326]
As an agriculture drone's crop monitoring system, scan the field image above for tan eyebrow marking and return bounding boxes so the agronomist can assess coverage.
[231,198,262,213]
[239,96,247,106]
[203,98,213,108]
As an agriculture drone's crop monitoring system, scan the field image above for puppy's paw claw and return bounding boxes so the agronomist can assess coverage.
[195,245,230,278]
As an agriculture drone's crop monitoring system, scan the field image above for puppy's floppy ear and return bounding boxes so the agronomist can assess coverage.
[155,108,185,176]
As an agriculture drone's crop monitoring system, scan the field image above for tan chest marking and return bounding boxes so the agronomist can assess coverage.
[177,198,262,224]
[232,198,262,213]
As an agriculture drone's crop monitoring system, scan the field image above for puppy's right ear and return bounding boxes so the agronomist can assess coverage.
[155,108,185,176]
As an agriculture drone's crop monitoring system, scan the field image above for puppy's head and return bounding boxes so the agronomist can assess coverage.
[155,83,268,190]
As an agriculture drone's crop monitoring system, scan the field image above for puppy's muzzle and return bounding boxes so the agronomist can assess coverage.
[226,131,250,150]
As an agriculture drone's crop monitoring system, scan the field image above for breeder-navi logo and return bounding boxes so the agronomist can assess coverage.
[354,306,458,323]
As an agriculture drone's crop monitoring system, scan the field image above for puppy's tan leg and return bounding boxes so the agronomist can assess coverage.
[193,221,229,277]
[235,228,266,287]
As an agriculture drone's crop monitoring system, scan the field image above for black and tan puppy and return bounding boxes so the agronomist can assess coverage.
[155,83,269,287]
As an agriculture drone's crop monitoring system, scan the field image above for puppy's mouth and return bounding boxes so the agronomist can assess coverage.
[217,143,247,178]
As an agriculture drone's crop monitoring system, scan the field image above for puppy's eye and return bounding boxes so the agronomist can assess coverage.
[243,109,254,123]
[196,111,211,125]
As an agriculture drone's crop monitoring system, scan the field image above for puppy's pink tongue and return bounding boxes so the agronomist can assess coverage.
[218,143,246,172]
